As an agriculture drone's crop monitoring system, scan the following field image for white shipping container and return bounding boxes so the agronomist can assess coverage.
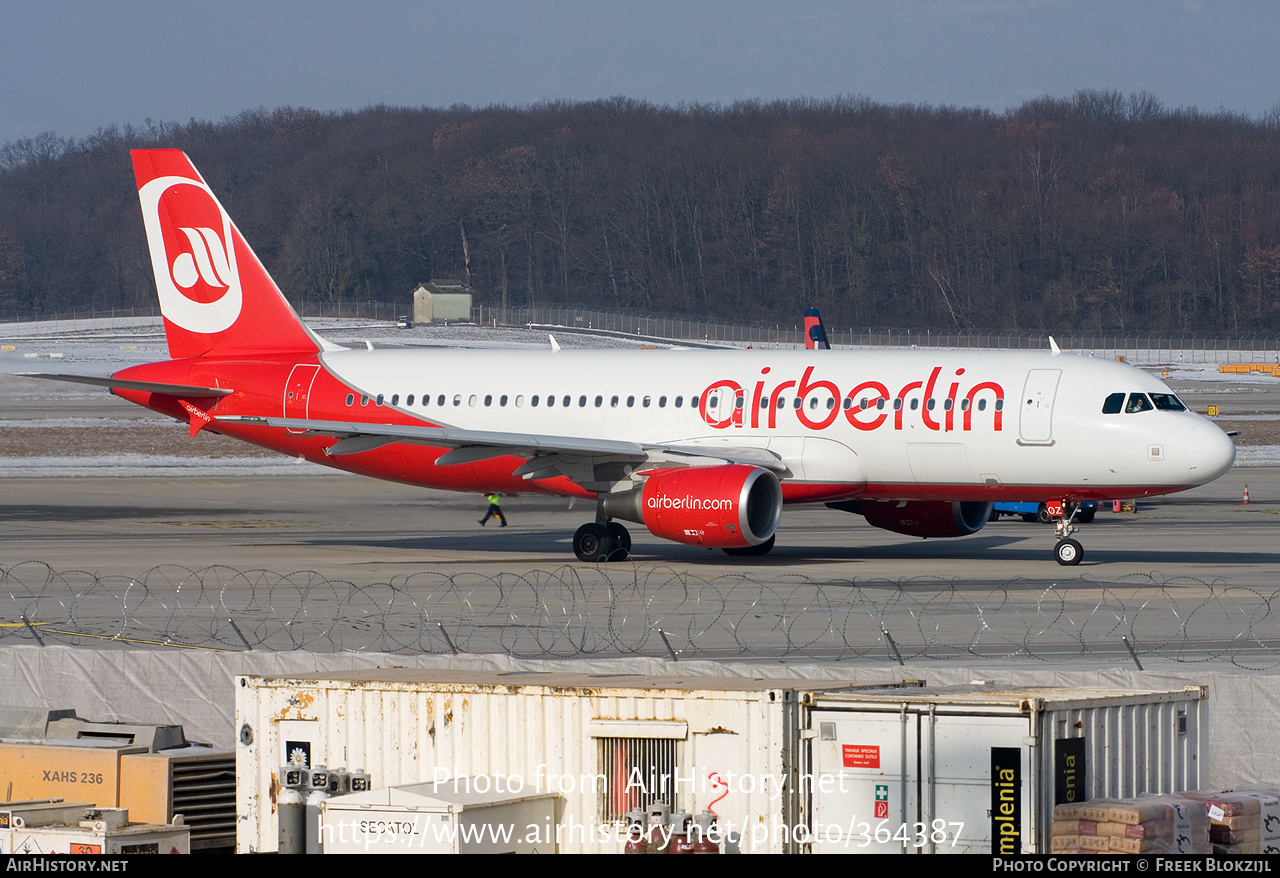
[805,686,1206,854]
[235,671,1205,854]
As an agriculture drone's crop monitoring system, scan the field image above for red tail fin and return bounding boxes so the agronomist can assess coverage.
[132,150,324,359]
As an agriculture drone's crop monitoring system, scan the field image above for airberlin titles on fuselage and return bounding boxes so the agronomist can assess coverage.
[698,364,1005,433]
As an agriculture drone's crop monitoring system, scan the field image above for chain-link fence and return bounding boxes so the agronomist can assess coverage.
[6,561,1280,669]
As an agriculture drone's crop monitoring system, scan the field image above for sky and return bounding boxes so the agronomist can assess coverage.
[2,0,1279,145]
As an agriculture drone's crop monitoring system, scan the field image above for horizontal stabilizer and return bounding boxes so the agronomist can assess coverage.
[15,373,233,397]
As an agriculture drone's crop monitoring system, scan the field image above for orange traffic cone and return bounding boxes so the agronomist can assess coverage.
[1244,485,1250,504]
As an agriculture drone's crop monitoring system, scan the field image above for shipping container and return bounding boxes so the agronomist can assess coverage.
[235,671,1205,854]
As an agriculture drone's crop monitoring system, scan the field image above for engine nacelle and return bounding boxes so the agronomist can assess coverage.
[603,464,782,548]
[858,499,993,538]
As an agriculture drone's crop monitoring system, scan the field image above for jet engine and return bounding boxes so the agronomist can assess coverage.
[603,464,782,549]
[839,499,994,538]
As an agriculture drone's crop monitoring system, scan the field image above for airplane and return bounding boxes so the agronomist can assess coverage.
[25,150,1237,566]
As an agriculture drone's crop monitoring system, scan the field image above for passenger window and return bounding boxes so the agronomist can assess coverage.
[500,395,508,406]
[978,399,987,411]
[578,396,586,407]
[808,398,818,409]
[1125,393,1153,413]
[627,395,635,407]
[843,398,852,410]
[469,395,478,407]
[407,395,415,406]
[894,398,903,411]
[659,396,667,407]
[532,395,540,407]
[345,394,354,406]
[547,395,555,407]
[515,395,524,407]
[876,398,886,410]
[827,398,836,410]
[611,396,619,407]
[437,395,445,406]
[737,396,745,409]
[792,398,802,409]
[595,395,603,407]
[453,394,462,406]
[1150,393,1187,412]
[376,394,385,406]
[563,395,571,407]
[910,399,919,411]
[361,395,369,406]
[675,396,683,408]
[391,394,399,406]
[943,399,952,411]
[1102,392,1125,414]
[484,395,492,406]
[691,395,700,407]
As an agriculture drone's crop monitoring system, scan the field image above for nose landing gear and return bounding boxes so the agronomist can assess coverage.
[1053,503,1085,566]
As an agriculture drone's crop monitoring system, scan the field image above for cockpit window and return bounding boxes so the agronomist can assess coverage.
[1125,393,1153,413]
[1149,393,1187,412]
[1102,392,1125,414]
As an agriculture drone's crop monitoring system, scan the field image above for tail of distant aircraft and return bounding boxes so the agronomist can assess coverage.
[803,308,829,350]
[132,150,327,359]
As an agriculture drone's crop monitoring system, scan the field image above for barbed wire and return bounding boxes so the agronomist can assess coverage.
[4,561,1280,668]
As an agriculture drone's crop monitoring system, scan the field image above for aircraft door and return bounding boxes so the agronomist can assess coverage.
[1018,369,1061,445]
[284,364,321,434]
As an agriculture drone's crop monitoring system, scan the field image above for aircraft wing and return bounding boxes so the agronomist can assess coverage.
[15,373,234,397]
[217,415,787,486]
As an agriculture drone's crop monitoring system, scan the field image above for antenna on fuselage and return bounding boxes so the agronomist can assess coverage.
[549,334,561,352]
[1049,336,1061,356]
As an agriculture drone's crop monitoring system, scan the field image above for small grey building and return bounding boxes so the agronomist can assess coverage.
[412,280,473,324]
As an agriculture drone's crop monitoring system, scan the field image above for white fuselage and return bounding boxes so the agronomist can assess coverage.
[316,346,1235,502]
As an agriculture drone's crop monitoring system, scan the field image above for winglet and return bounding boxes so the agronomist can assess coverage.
[549,334,561,352]
[1049,336,1061,356]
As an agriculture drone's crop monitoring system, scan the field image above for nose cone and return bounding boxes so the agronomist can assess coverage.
[1186,420,1236,483]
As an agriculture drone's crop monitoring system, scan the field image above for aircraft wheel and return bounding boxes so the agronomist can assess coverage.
[1054,538,1084,566]
[722,534,776,557]
[607,522,632,561]
[573,523,614,562]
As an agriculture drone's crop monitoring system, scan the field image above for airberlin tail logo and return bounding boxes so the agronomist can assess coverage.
[138,175,243,334]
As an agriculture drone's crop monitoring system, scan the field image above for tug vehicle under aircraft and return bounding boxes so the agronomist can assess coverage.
[27,151,1237,565]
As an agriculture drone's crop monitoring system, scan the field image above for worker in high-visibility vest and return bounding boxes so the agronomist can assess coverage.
[479,493,507,527]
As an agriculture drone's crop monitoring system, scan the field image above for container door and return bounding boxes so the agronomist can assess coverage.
[807,709,919,854]
[928,714,1029,854]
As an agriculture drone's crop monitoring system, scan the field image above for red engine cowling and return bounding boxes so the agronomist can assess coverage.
[603,464,782,549]
[859,500,993,538]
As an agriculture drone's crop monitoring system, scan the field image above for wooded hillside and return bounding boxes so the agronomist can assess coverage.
[3,91,1280,332]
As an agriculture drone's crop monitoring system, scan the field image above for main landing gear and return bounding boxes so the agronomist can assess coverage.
[573,519,631,562]
[1053,503,1085,566]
